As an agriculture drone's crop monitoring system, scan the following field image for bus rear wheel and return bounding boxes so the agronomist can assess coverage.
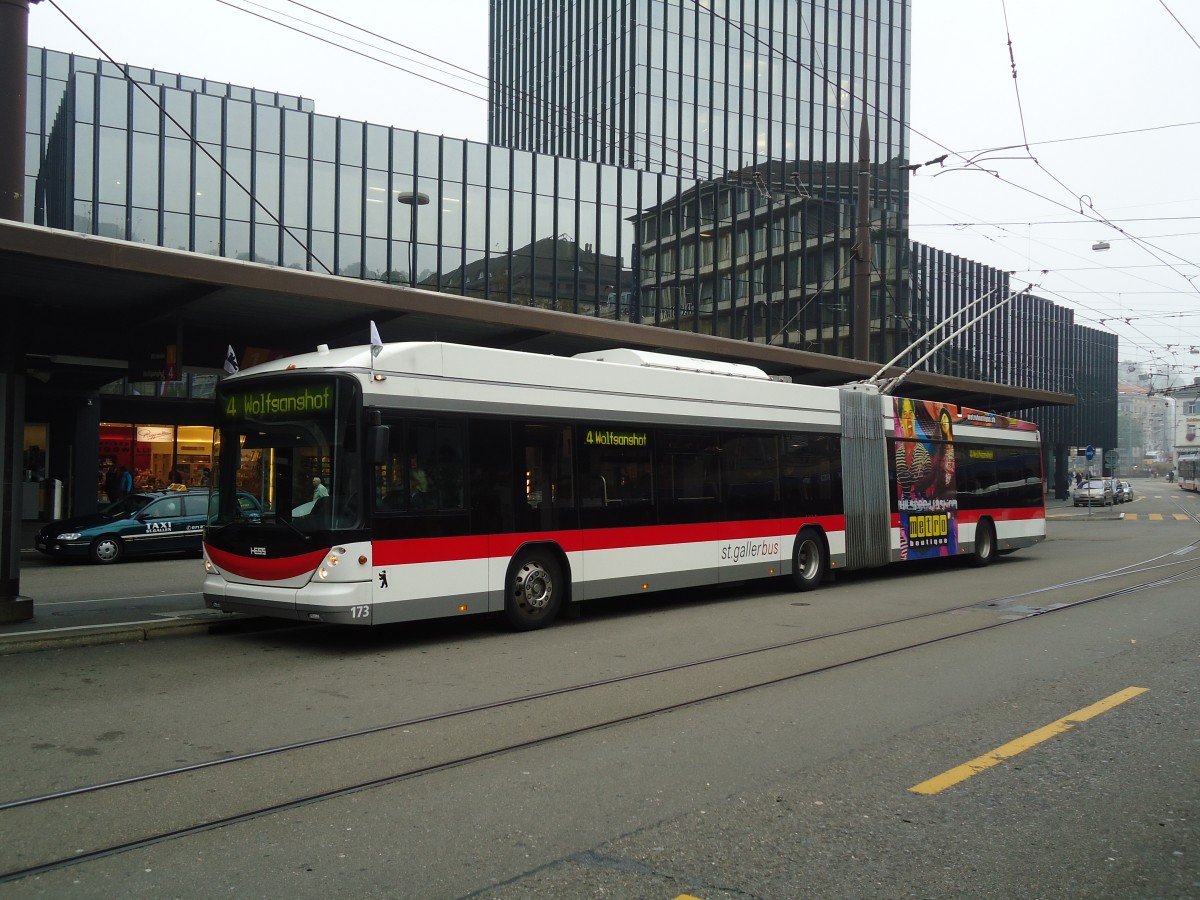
[969,520,996,568]
[791,527,827,592]
[504,548,564,631]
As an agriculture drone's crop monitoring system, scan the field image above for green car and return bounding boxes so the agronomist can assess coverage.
[35,489,261,564]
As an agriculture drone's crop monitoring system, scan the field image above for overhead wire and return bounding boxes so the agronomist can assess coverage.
[1158,0,1200,51]
[905,6,1200,315]
[701,0,1200,366]
[44,0,1200,363]
[211,0,490,104]
[909,191,1199,346]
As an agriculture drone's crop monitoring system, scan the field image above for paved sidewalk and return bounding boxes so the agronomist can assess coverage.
[2,518,267,656]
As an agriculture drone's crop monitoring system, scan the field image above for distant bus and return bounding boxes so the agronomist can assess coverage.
[202,343,1045,629]
[1179,452,1200,492]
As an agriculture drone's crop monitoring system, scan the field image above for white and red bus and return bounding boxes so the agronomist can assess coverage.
[1178,452,1200,492]
[202,342,1045,629]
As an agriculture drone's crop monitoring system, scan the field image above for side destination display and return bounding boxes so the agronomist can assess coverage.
[585,429,648,447]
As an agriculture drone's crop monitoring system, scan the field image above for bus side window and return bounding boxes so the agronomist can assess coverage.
[581,474,608,507]
[657,431,721,523]
[782,432,840,517]
[723,433,779,520]
[374,417,465,512]
[576,425,653,511]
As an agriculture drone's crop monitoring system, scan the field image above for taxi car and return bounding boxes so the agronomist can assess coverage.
[35,488,261,564]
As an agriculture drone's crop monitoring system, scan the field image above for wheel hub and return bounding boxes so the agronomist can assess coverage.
[516,563,552,609]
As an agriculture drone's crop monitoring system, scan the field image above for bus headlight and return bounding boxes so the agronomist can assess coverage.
[318,547,346,580]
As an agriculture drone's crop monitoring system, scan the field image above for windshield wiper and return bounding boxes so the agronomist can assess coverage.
[272,513,310,541]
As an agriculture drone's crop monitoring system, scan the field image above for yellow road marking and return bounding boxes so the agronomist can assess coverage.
[1174,514,1190,520]
[1125,513,1138,520]
[910,687,1148,795]
[1149,513,1164,521]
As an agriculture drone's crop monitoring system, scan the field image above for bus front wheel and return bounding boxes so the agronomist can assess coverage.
[791,527,827,592]
[504,548,564,631]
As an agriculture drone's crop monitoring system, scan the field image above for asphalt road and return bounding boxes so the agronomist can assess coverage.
[0,478,1182,639]
[0,479,1196,898]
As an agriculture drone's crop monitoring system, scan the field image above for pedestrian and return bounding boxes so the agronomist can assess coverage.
[104,464,120,503]
[312,476,329,501]
[118,466,133,499]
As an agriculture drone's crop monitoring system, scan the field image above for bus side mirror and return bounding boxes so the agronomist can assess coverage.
[367,425,390,465]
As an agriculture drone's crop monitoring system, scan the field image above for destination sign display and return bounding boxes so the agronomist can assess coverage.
[221,384,334,420]
[585,429,648,447]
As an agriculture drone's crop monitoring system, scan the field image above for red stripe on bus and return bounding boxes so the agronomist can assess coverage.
[371,516,845,566]
[958,507,1046,524]
[205,544,329,581]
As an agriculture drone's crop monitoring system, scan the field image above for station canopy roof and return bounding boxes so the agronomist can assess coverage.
[1,220,1072,413]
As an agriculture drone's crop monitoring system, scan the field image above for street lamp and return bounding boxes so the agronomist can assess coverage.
[396,191,430,286]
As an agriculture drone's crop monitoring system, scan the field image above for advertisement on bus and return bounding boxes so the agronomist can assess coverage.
[894,398,959,560]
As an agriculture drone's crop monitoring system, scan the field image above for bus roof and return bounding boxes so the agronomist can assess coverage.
[572,348,771,379]
[224,341,1039,440]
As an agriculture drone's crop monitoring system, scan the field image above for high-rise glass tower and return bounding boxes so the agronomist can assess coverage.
[490,0,913,361]
[489,0,909,186]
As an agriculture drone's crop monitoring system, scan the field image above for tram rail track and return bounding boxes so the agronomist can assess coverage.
[2,535,1198,884]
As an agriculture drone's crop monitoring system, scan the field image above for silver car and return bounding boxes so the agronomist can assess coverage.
[1072,479,1113,507]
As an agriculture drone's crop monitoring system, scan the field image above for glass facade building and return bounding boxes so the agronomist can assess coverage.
[489,0,909,184]
[20,3,1115,502]
[491,0,913,359]
[26,4,914,359]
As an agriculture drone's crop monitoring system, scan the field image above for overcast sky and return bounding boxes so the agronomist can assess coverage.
[28,0,1200,388]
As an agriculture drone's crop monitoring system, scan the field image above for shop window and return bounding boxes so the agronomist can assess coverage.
[135,424,175,491]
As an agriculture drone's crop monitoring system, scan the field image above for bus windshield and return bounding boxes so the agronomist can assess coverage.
[211,377,363,533]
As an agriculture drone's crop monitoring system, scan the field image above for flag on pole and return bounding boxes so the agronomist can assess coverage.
[224,345,240,375]
[369,321,383,358]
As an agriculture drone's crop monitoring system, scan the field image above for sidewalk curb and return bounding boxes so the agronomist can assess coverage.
[0,618,265,656]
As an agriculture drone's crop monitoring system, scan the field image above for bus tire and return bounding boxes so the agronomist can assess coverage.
[504,547,564,631]
[969,519,996,568]
[791,527,827,592]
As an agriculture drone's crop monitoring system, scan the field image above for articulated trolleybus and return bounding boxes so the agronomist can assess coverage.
[203,342,1046,630]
